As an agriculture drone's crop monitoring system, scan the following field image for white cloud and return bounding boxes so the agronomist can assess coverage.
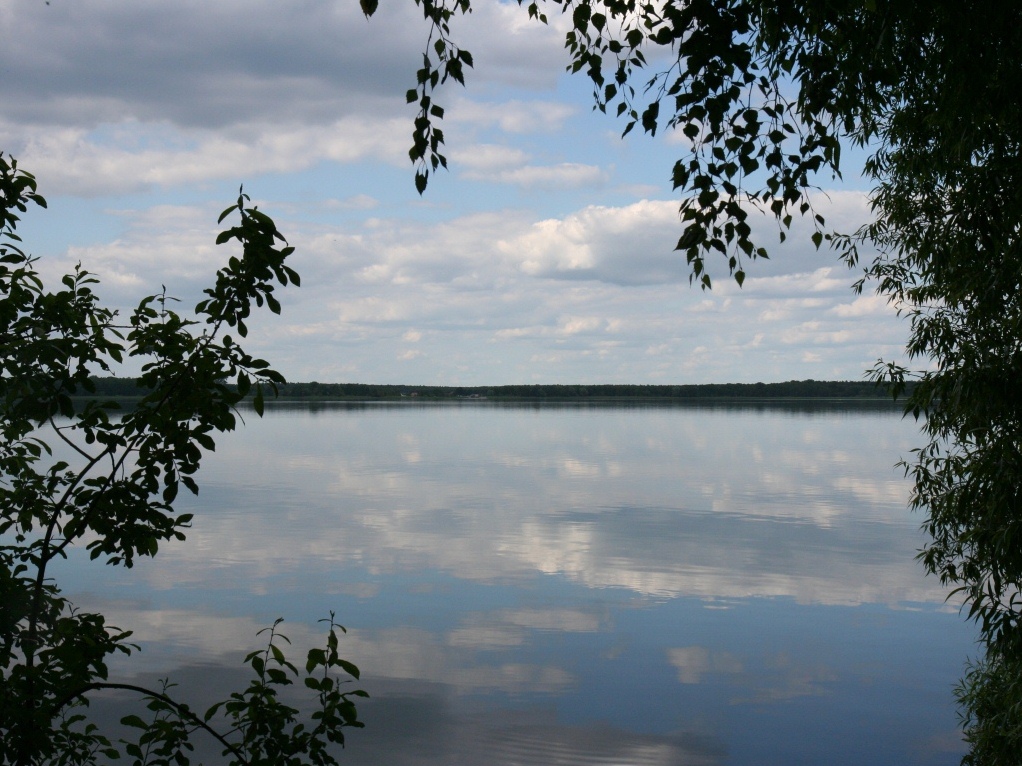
[0,0,580,197]
[0,0,569,133]
[450,2,571,89]
[490,162,608,188]
[42,204,225,304]
[452,99,576,134]
[560,316,602,334]
[0,0,899,387]
[451,143,531,174]
[11,118,410,195]
[0,0,424,129]
[830,293,896,318]
[36,192,905,385]
[500,199,686,285]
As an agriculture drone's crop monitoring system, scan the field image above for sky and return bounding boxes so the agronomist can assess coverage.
[1,0,907,385]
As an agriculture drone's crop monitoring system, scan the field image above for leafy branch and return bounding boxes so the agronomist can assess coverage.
[1,158,364,766]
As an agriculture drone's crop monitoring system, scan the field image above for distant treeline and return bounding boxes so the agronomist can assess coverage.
[275,380,892,400]
[85,377,895,401]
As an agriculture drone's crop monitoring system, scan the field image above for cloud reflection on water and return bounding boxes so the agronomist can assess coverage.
[97,404,951,608]
[58,404,969,765]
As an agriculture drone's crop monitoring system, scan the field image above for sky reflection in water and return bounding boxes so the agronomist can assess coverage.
[63,403,975,765]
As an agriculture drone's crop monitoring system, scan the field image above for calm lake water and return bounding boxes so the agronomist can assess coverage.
[61,402,976,765]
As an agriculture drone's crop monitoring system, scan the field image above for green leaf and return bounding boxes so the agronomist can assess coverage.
[306,648,327,672]
[163,481,178,503]
[572,3,590,30]
[337,659,360,679]
[217,204,237,224]
[641,102,660,135]
[120,714,149,730]
[271,643,286,664]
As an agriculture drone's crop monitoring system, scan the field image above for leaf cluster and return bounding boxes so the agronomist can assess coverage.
[389,0,474,194]
[0,161,364,765]
[378,0,909,287]
[370,2,1022,759]
[824,6,1022,759]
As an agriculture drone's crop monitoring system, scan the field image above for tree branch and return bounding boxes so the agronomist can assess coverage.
[56,682,250,766]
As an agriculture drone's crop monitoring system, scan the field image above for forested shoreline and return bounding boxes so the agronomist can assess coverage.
[85,377,895,401]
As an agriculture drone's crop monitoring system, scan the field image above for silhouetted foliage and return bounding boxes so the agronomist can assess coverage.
[0,157,364,766]
[378,2,1022,760]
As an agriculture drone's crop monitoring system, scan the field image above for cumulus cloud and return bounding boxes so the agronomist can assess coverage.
[7,117,411,195]
[501,200,687,285]
[452,99,577,134]
[36,191,903,384]
[451,146,610,189]
[447,145,611,189]
[0,0,567,131]
[37,204,226,304]
[451,144,531,174]
[4,0,895,389]
[0,0,575,194]
[1,0,899,386]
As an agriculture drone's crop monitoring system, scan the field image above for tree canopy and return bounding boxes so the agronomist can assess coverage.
[401,0,901,285]
[384,1,1022,761]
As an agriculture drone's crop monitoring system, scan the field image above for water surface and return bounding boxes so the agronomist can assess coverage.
[63,402,974,765]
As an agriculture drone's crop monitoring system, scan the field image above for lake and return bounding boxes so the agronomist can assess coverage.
[61,402,976,765]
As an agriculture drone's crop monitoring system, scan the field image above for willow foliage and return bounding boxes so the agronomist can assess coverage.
[385,1,1022,760]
